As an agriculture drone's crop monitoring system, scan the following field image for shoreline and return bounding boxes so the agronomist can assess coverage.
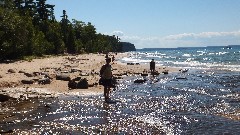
[0,52,179,99]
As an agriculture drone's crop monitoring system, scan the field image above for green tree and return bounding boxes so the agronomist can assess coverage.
[0,7,35,59]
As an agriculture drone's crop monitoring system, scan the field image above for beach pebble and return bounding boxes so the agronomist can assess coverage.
[18,70,25,73]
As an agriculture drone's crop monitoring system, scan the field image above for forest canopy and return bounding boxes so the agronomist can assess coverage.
[0,0,136,61]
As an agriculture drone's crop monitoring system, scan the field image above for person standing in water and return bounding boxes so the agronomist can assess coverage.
[100,57,113,102]
[150,59,155,73]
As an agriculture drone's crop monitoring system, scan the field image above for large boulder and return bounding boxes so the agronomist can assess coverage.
[76,78,88,89]
[68,80,77,89]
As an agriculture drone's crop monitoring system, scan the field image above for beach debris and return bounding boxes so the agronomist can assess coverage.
[56,74,71,81]
[7,69,16,73]
[0,94,11,102]
[0,75,2,78]
[21,79,34,84]
[134,79,147,83]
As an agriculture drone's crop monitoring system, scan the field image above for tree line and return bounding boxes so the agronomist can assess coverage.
[0,0,133,61]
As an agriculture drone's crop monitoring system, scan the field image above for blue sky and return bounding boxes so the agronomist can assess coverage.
[48,0,240,49]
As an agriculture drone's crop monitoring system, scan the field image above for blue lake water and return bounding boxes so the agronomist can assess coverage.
[1,46,240,134]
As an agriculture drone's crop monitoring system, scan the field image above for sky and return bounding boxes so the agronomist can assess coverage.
[48,0,240,49]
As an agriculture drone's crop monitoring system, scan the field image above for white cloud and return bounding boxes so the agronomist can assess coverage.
[118,31,240,49]
[104,30,240,48]
[164,31,240,40]
[112,31,124,37]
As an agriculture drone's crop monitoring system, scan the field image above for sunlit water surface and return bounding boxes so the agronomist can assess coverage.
[1,69,240,134]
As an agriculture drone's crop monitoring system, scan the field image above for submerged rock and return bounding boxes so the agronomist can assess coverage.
[134,79,147,83]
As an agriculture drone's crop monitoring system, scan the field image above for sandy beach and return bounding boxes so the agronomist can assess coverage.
[0,53,179,97]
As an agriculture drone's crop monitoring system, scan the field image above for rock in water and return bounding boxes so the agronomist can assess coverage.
[134,79,147,83]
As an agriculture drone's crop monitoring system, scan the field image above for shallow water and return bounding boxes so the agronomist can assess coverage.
[1,69,240,134]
